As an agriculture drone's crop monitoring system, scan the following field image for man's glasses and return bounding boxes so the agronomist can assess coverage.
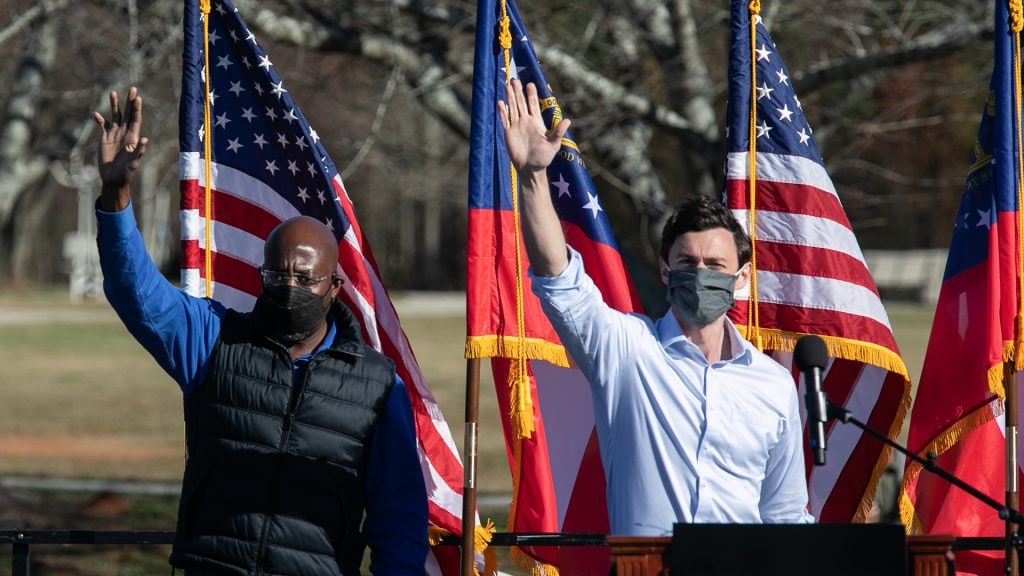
[260,268,335,289]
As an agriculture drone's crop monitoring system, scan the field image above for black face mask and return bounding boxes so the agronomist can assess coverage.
[254,285,331,345]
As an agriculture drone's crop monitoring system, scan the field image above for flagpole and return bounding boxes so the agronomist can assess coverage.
[462,358,482,576]
[1007,362,1019,576]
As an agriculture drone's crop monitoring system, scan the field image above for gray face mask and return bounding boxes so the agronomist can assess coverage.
[665,267,739,327]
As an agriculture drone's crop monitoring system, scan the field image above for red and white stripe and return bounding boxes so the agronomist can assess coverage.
[725,151,910,522]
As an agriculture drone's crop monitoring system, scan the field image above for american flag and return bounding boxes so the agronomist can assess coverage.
[179,1,465,573]
[724,0,911,522]
[467,0,641,573]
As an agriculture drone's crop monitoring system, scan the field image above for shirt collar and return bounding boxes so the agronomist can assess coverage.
[657,311,753,366]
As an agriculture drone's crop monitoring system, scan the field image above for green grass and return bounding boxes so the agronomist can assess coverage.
[885,302,936,385]
[0,316,187,479]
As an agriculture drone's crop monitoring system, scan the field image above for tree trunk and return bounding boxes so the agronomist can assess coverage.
[0,11,59,280]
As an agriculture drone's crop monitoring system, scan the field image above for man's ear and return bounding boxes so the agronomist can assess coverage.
[329,276,343,300]
[659,259,669,285]
[734,262,752,291]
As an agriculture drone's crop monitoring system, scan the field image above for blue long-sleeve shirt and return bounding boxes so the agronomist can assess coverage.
[96,202,428,575]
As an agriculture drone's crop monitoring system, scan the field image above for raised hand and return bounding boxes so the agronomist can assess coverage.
[498,80,571,173]
[93,87,149,211]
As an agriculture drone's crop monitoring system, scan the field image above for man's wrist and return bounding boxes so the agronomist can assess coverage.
[100,183,131,212]
[520,169,548,192]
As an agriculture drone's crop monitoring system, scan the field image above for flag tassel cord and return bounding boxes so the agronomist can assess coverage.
[501,10,535,444]
[432,520,496,576]
[496,1,556,572]
[745,0,763,352]
[1013,0,1024,372]
[1007,2,1024,574]
[199,0,213,297]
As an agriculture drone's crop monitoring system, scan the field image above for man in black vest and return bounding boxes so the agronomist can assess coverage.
[92,88,428,575]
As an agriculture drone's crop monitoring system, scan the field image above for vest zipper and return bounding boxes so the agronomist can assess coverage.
[255,352,319,575]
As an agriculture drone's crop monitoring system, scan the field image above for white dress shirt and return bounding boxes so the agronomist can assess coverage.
[530,248,814,535]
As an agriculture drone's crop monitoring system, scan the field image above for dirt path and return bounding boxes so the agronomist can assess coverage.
[0,306,119,326]
[0,292,464,326]
[0,436,179,461]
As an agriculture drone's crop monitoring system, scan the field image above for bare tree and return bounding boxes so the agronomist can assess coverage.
[0,4,61,280]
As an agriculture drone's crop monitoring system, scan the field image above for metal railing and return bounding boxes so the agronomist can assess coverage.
[0,530,1004,576]
[1,530,174,576]
[0,530,607,575]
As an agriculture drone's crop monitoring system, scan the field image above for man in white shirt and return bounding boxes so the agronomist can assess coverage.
[499,79,814,535]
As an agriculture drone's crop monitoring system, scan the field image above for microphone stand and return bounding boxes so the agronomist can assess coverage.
[826,399,1024,543]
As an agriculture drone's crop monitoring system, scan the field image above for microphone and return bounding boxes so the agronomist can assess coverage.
[794,335,829,466]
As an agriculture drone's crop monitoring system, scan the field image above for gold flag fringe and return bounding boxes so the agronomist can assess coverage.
[426,525,445,546]
[427,522,497,576]
[465,335,571,440]
[898,490,924,535]
[465,335,570,368]
[733,327,910,380]
[852,378,913,523]
[477,520,498,576]
[733,326,912,522]
[899,397,1004,532]
[510,546,560,576]
[992,343,1017,399]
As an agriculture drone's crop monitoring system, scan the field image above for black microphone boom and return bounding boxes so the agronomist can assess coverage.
[794,335,829,466]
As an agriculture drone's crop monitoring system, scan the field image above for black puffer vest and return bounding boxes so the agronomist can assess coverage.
[169,302,395,576]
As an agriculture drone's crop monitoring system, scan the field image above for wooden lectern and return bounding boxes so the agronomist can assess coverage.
[607,534,955,576]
